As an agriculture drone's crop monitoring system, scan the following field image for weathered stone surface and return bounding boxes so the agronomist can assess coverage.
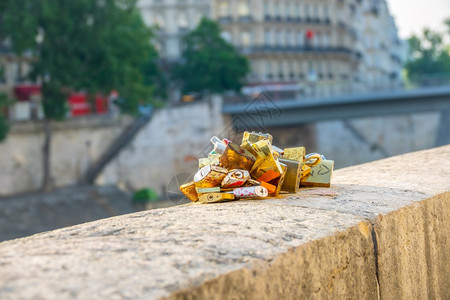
[0,145,449,299]
[375,193,450,300]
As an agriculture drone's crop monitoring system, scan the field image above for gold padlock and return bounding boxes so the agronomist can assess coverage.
[219,142,256,171]
[199,192,235,203]
[300,153,322,181]
[196,187,221,194]
[199,153,221,169]
[194,165,228,188]
[273,163,287,197]
[302,160,334,187]
[250,140,283,178]
[279,158,302,193]
[283,147,306,162]
[179,181,199,202]
[241,131,273,144]
[241,131,273,157]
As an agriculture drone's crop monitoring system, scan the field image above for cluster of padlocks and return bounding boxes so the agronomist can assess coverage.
[180,131,334,204]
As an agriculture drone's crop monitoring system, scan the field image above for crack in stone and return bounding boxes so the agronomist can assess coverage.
[371,224,381,300]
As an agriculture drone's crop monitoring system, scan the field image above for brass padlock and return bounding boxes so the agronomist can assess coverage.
[196,187,221,194]
[199,153,221,169]
[179,181,199,202]
[194,165,228,188]
[221,169,250,188]
[302,160,334,187]
[283,147,306,162]
[301,153,323,181]
[273,163,287,197]
[241,131,273,157]
[279,158,302,193]
[250,140,283,178]
[219,142,256,171]
[199,192,235,203]
[241,131,273,144]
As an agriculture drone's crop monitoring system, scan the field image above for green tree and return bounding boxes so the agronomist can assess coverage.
[406,19,450,82]
[174,18,250,95]
[1,0,160,191]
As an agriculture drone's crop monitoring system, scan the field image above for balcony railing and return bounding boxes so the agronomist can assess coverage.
[237,45,362,59]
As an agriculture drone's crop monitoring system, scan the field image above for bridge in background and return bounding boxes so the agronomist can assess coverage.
[223,86,450,146]
[223,86,450,127]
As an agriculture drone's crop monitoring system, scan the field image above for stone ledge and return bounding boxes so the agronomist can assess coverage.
[0,146,449,299]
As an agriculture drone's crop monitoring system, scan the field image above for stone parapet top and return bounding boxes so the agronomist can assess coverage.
[0,145,449,299]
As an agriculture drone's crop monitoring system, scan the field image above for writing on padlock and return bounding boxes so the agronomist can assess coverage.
[283,147,306,163]
[221,169,250,188]
[302,157,334,187]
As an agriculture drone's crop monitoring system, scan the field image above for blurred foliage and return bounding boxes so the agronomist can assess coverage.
[0,93,12,142]
[0,0,161,119]
[406,18,450,80]
[173,18,250,94]
[133,188,158,203]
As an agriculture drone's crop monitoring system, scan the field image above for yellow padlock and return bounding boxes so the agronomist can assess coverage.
[179,181,199,202]
[279,158,302,193]
[219,142,256,171]
[199,193,235,203]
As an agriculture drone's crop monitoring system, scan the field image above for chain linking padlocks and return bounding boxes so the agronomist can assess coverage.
[180,131,334,204]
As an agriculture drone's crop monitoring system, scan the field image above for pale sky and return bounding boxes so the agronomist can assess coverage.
[386,0,450,39]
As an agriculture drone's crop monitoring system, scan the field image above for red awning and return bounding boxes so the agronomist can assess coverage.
[14,85,41,101]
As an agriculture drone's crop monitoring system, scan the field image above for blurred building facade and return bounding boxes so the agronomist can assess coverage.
[138,0,211,60]
[138,0,403,97]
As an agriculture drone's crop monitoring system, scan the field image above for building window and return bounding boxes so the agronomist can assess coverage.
[324,6,329,18]
[194,11,203,26]
[241,31,252,48]
[313,4,319,19]
[295,3,301,18]
[289,2,296,19]
[276,30,283,46]
[219,1,230,17]
[297,31,304,46]
[305,4,310,18]
[154,13,165,29]
[323,33,330,46]
[142,11,152,26]
[286,30,295,46]
[264,30,272,45]
[285,1,291,19]
[177,12,188,30]
[278,61,284,79]
[221,31,232,43]
[263,1,270,17]
[265,60,273,80]
[274,2,280,18]
[238,0,250,17]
